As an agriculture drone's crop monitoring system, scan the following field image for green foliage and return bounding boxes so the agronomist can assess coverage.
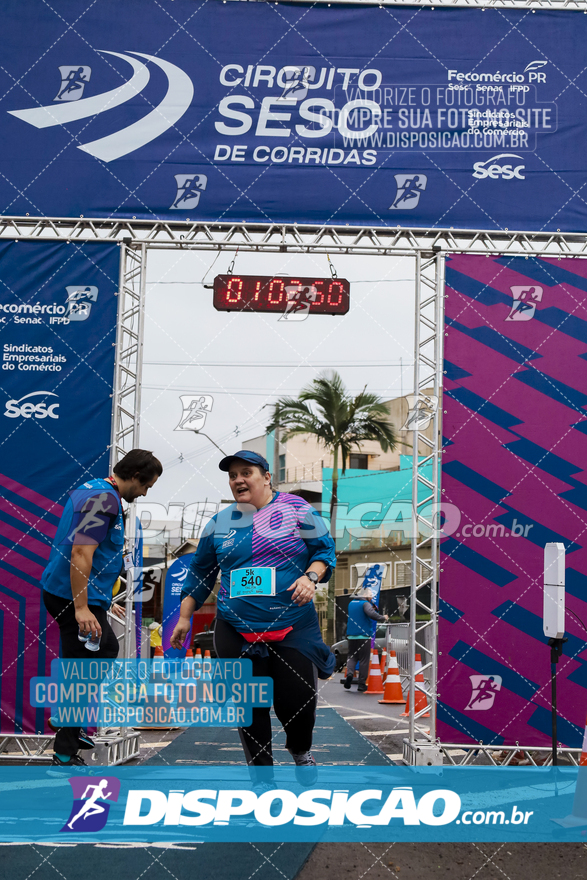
[267,371,398,646]
[266,371,397,475]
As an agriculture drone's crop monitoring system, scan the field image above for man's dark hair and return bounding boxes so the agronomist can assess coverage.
[113,449,163,484]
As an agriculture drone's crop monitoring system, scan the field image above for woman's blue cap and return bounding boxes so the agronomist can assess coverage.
[219,450,270,472]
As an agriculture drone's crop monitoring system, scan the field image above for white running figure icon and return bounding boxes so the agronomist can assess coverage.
[67,778,112,830]
[69,493,112,541]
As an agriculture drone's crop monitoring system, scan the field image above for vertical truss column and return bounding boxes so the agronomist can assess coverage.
[110,242,146,468]
[408,251,444,750]
[110,242,146,658]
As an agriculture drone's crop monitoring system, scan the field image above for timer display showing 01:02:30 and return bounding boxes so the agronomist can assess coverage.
[213,274,350,315]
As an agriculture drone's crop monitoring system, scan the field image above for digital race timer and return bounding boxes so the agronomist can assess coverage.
[213,275,350,315]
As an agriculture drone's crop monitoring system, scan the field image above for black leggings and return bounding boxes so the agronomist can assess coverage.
[43,590,119,756]
[213,617,317,766]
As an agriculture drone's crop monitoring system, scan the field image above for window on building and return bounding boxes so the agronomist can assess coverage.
[279,454,286,483]
[349,453,368,469]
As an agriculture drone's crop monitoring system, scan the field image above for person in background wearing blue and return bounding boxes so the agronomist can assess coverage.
[171,451,336,780]
[41,449,162,766]
[344,587,388,692]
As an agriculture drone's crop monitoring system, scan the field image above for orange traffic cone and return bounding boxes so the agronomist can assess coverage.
[202,648,213,680]
[194,647,202,660]
[379,651,404,704]
[400,654,430,717]
[380,649,388,681]
[365,648,384,695]
[153,645,164,658]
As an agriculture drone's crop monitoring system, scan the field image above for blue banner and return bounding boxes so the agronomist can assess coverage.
[362,564,385,607]
[162,554,194,658]
[0,2,585,231]
[0,240,120,733]
[1,766,586,842]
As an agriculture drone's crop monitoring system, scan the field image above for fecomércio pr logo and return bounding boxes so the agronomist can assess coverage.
[65,285,99,322]
[60,776,121,833]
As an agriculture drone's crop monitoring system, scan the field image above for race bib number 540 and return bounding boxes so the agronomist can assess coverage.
[230,567,276,598]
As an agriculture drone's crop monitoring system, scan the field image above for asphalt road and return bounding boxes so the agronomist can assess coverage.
[316,671,428,764]
[306,676,587,880]
[297,841,587,880]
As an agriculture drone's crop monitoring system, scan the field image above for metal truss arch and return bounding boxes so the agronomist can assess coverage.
[253,0,587,9]
[408,252,443,753]
[1,216,587,258]
[2,215,586,764]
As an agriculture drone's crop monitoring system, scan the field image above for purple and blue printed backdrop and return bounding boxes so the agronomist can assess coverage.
[439,254,587,749]
[0,240,119,734]
[162,553,194,658]
[0,2,586,232]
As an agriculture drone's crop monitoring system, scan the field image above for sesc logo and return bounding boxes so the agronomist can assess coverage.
[4,391,59,420]
[472,154,525,180]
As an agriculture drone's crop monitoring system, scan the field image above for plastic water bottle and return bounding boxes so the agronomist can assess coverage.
[78,629,101,651]
[85,633,101,652]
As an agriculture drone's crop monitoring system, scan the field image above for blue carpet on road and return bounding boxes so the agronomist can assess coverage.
[0,709,389,879]
[143,707,393,766]
[0,841,315,880]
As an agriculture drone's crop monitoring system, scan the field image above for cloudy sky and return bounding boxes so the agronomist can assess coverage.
[139,247,416,510]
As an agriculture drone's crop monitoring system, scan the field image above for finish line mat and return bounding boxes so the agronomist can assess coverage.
[143,707,394,766]
[0,708,389,877]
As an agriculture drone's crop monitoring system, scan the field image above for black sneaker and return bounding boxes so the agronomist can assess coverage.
[357,684,368,693]
[48,718,94,750]
[343,673,353,690]
[289,750,318,786]
[78,730,96,750]
[51,753,86,767]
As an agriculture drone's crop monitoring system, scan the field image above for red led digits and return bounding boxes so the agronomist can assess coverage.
[313,280,325,305]
[226,276,243,303]
[327,280,344,306]
[267,278,285,304]
[213,275,349,315]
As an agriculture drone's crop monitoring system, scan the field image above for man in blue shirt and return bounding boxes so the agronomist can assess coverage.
[345,588,388,692]
[171,450,335,780]
[41,449,162,766]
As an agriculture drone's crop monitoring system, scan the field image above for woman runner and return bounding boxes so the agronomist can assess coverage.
[170,450,336,781]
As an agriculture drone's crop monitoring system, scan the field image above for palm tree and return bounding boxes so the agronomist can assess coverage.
[267,371,397,644]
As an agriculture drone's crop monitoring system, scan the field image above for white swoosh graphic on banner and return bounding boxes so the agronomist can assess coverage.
[7,51,150,128]
[77,52,194,162]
